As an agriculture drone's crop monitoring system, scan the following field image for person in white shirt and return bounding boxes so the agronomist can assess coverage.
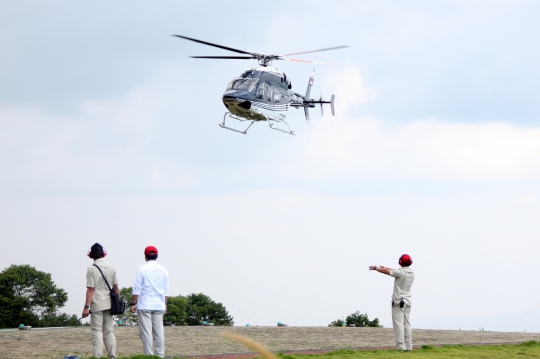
[369,254,415,351]
[130,246,169,358]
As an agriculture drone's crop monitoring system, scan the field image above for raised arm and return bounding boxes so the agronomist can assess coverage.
[369,265,393,276]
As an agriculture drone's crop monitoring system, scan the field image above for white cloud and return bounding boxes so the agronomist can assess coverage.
[326,66,375,114]
[290,116,540,180]
[0,64,200,191]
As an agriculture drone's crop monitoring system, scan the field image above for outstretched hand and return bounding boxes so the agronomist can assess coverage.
[369,265,392,275]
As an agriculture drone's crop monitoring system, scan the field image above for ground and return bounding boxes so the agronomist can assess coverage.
[1,326,539,358]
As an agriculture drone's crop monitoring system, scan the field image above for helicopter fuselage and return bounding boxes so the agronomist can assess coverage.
[222,67,307,123]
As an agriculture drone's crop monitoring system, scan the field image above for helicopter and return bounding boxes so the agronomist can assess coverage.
[173,35,349,135]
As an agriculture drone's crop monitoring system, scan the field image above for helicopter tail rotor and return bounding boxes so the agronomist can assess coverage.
[316,94,334,117]
[319,89,324,117]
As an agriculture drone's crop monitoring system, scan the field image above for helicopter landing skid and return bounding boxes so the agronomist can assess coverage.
[268,118,294,135]
[219,112,256,134]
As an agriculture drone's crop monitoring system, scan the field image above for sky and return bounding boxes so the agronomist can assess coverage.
[1,0,540,332]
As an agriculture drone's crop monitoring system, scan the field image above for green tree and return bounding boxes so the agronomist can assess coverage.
[164,295,189,326]
[39,312,80,327]
[186,293,234,326]
[328,319,345,327]
[117,287,137,326]
[328,311,381,327]
[162,293,233,326]
[0,264,78,328]
[346,311,380,327]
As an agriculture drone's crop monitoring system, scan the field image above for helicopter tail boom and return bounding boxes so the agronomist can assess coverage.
[304,96,335,115]
[290,70,336,121]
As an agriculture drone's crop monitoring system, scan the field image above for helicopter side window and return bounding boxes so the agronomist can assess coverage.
[273,88,282,103]
[266,74,284,87]
[255,83,266,99]
[267,86,273,102]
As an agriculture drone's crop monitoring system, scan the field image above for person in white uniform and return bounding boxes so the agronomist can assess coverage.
[130,246,169,358]
[369,254,414,351]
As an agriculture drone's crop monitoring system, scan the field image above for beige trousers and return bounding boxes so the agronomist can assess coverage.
[90,309,117,358]
[137,310,165,358]
[391,304,412,350]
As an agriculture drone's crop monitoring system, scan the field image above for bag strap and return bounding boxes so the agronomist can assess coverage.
[93,264,112,292]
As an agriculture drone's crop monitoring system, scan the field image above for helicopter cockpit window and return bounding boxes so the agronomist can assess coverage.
[227,78,259,92]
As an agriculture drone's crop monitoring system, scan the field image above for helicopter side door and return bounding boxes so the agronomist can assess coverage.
[255,82,267,102]
[273,86,288,105]
[266,84,274,104]
[264,83,287,104]
[253,79,288,120]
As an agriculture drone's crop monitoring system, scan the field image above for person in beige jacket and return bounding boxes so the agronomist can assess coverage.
[82,243,120,359]
[369,254,415,351]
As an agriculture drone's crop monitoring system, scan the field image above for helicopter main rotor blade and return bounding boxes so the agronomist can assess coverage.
[282,45,349,57]
[172,35,253,55]
[190,56,254,59]
[281,58,337,65]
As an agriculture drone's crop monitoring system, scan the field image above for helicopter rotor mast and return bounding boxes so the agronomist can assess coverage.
[172,35,349,67]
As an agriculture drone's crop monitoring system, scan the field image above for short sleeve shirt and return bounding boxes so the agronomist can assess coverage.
[132,260,169,311]
[86,258,118,312]
[389,267,414,306]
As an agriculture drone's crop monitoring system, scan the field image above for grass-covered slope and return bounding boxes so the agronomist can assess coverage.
[82,340,540,359]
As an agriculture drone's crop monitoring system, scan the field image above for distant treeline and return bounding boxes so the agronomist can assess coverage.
[329,311,381,327]
[118,287,233,326]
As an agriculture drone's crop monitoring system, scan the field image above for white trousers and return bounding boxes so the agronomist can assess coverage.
[90,309,117,358]
[137,310,165,358]
[391,304,412,350]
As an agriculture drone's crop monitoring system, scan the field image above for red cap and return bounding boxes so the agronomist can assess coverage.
[144,246,158,255]
[399,254,412,266]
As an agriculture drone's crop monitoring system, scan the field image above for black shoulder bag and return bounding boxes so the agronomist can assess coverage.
[93,264,126,315]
